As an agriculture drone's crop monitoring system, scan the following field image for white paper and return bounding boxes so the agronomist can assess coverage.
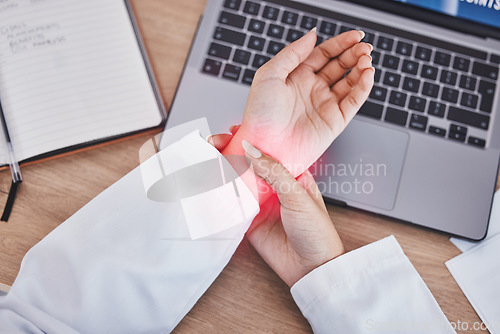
[450,191,500,252]
[0,0,162,163]
[446,234,500,334]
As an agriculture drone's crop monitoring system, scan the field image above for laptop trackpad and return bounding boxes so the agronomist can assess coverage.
[312,119,408,211]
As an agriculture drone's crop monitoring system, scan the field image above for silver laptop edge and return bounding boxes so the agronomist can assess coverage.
[167,0,500,240]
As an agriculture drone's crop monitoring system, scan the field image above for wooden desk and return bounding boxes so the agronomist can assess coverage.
[0,1,499,332]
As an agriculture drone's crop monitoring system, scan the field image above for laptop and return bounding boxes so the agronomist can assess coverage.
[166,0,500,240]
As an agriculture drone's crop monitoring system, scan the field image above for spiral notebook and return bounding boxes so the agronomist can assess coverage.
[0,0,166,165]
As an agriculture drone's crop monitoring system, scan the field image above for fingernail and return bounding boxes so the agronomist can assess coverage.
[358,30,365,40]
[242,140,262,159]
[310,27,317,34]
[229,125,236,133]
[206,135,215,145]
[367,43,373,52]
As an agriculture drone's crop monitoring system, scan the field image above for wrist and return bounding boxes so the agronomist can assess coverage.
[221,127,273,205]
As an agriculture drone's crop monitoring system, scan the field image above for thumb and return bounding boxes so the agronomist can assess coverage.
[242,140,309,208]
[259,27,317,82]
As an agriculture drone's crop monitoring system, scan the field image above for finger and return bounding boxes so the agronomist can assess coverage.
[339,67,375,123]
[257,28,317,82]
[302,30,365,73]
[297,170,327,211]
[229,125,240,135]
[331,54,373,100]
[207,134,233,151]
[317,42,372,87]
[241,140,310,209]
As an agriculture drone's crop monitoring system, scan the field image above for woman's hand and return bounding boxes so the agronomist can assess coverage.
[209,133,344,288]
[222,29,374,177]
[242,140,344,287]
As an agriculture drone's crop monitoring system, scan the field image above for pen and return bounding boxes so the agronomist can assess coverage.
[0,97,22,222]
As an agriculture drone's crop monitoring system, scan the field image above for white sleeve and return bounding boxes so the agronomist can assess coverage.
[290,236,456,334]
[0,132,259,334]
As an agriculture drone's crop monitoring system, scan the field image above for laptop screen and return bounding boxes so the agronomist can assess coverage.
[392,0,500,29]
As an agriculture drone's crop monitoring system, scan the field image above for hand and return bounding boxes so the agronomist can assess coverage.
[209,133,344,288]
[222,29,374,177]
[242,140,344,287]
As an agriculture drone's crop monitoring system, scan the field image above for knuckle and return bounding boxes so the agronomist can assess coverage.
[337,57,350,71]
[348,94,360,108]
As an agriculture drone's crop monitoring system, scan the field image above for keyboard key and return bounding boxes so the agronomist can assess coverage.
[242,69,256,85]
[377,36,394,51]
[385,107,408,126]
[459,75,477,91]
[340,25,355,34]
[362,32,375,44]
[374,69,382,83]
[415,46,432,61]
[371,51,381,66]
[315,36,323,46]
[301,16,318,30]
[409,114,428,131]
[449,131,466,142]
[429,126,446,137]
[408,96,426,112]
[472,61,498,80]
[448,106,490,130]
[402,60,419,75]
[320,21,337,36]
[267,41,285,55]
[202,58,222,76]
[468,136,486,148]
[358,101,383,119]
[252,54,271,68]
[428,101,445,117]
[369,85,388,102]
[453,56,470,72]
[214,27,246,46]
[382,55,400,70]
[222,64,242,81]
[286,29,303,42]
[441,87,459,103]
[267,24,284,39]
[233,49,251,65]
[460,92,479,109]
[402,77,420,93]
[433,51,451,67]
[422,82,439,98]
[219,11,246,29]
[421,65,438,80]
[383,71,401,88]
[263,6,280,20]
[491,54,500,64]
[282,11,298,25]
[450,124,467,135]
[440,70,457,86]
[208,42,231,60]
[389,91,407,107]
[478,80,496,113]
[224,0,241,10]
[396,41,413,56]
[248,35,265,51]
[248,19,265,33]
[243,1,260,15]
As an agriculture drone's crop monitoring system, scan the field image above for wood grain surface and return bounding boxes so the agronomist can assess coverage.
[0,0,498,333]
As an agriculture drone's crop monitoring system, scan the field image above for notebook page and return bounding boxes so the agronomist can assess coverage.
[0,0,163,163]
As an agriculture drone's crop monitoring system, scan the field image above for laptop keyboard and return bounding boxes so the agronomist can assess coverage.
[201,0,499,149]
